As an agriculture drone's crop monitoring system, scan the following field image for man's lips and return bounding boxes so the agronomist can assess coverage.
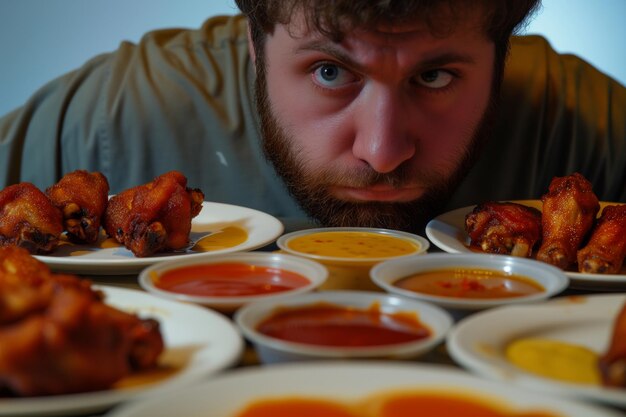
[332,185,425,202]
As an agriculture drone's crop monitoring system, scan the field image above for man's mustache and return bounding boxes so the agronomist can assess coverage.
[310,164,437,189]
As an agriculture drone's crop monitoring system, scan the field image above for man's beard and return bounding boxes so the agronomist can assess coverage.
[254,63,498,233]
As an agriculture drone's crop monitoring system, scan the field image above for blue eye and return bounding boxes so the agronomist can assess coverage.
[312,64,356,88]
[417,70,455,89]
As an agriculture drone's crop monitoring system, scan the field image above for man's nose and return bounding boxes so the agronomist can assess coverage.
[351,88,416,173]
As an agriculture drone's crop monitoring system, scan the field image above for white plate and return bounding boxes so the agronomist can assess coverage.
[34,202,284,275]
[426,201,626,289]
[447,293,626,408]
[105,361,621,417]
[0,286,244,417]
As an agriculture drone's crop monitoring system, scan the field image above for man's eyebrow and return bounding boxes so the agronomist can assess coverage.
[418,53,476,69]
[295,40,367,72]
[295,40,477,73]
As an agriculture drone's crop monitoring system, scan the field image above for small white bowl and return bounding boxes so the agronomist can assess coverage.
[276,227,430,290]
[371,253,569,316]
[138,252,328,313]
[234,290,453,364]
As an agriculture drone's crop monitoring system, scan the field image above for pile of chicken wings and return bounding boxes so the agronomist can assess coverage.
[0,246,164,396]
[0,170,204,257]
[466,172,626,274]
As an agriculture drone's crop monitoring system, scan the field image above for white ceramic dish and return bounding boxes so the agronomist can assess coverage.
[425,200,626,290]
[105,361,622,417]
[276,227,430,290]
[447,293,626,408]
[277,227,430,264]
[0,286,244,417]
[139,252,328,313]
[34,202,284,275]
[234,290,453,363]
[370,253,569,312]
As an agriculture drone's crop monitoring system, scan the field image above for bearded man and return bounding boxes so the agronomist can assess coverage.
[1,1,624,233]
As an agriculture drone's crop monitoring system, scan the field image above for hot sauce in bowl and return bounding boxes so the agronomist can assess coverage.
[393,268,544,299]
[154,262,311,297]
[255,301,431,347]
[138,252,328,313]
[234,291,453,363]
[371,253,569,313]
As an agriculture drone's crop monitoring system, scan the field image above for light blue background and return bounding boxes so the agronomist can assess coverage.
[0,0,624,116]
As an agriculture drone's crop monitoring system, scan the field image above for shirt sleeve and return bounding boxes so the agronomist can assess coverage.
[448,34,626,208]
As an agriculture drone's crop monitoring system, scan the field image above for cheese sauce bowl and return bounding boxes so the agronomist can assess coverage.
[276,227,429,291]
[234,290,453,364]
[371,253,569,318]
[138,252,328,313]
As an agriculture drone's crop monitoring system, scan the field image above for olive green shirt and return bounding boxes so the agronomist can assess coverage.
[1,15,625,228]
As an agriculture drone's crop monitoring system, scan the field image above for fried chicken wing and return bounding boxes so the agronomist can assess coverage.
[577,205,626,274]
[598,302,626,388]
[0,247,164,396]
[0,183,63,254]
[536,173,600,270]
[0,246,54,325]
[46,170,110,244]
[464,201,542,258]
[104,171,204,257]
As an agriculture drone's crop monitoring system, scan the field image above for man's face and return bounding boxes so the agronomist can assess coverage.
[255,11,496,232]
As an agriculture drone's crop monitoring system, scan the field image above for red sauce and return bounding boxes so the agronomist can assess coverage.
[255,302,431,347]
[154,262,311,297]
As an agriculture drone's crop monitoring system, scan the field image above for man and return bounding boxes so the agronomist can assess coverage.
[1,1,624,232]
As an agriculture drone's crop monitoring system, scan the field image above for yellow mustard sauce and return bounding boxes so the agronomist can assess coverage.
[190,226,248,252]
[64,226,248,255]
[505,338,601,385]
[287,231,420,259]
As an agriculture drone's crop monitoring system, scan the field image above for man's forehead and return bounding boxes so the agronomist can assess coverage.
[279,6,487,44]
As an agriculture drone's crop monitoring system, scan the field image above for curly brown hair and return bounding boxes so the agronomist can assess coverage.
[235,0,541,82]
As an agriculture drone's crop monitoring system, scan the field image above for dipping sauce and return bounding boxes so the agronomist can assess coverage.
[255,302,430,347]
[394,268,544,299]
[235,391,562,417]
[506,338,601,385]
[153,263,311,297]
[191,226,248,252]
[286,231,420,259]
[236,398,355,417]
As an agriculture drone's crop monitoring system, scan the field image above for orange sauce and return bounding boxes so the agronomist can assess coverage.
[113,365,178,389]
[287,231,420,259]
[235,391,561,417]
[394,268,544,299]
[236,398,355,417]
[376,393,533,417]
[191,226,248,252]
[256,302,430,347]
[153,263,311,297]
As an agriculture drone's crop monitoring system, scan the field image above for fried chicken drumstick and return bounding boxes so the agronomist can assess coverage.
[0,246,164,396]
[598,302,626,388]
[536,173,600,270]
[577,205,626,274]
[0,183,63,254]
[104,171,204,257]
[465,201,542,258]
[46,170,110,244]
